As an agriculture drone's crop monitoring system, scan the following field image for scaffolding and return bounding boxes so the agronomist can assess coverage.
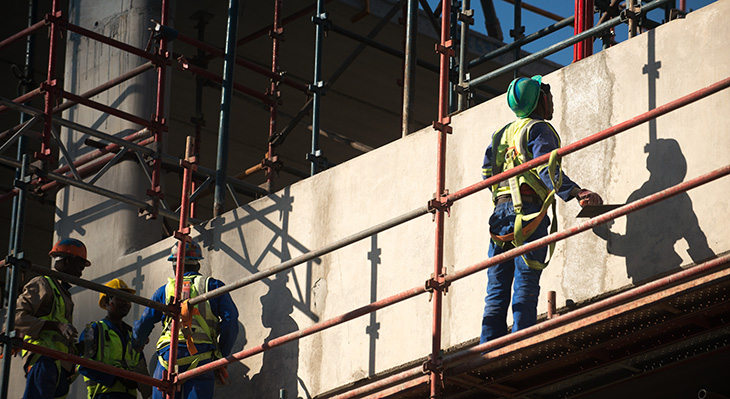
[2,0,727,398]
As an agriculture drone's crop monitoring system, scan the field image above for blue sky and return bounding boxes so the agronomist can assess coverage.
[426,1,717,66]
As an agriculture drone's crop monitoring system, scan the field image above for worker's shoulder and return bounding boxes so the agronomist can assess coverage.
[22,275,50,289]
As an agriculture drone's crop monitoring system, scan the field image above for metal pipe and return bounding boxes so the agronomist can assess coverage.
[547,290,556,319]
[0,19,45,50]
[17,341,170,389]
[574,0,584,62]
[310,0,326,176]
[213,0,241,217]
[176,58,273,104]
[56,88,154,128]
[0,87,42,116]
[40,0,61,159]
[468,15,574,70]
[167,137,195,398]
[189,75,730,306]
[328,24,438,73]
[234,0,336,48]
[448,251,730,370]
[431,0,452,395]
[457,0,470,112]
[501,0,570,23]
[5,257,173,313]
[0,154,180,222]
[177,285,429,382]
[454,74,730,203]
[0,62,155,141]
[335,252,730,397]
[402,0,417,135]
[267,0,283,193]
[175,34,309,94]
[512,0,522,79]
[62,19,158,63]
[468,0,674,88]
[151,0,171,223]
[269,1,405,149]
[188,205,430,306]
[445,164,730,286]
[0,154,29,399]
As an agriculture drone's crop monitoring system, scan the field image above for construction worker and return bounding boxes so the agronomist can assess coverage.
[132,240,239,399]
[480,76,603,345]
[79,278,151,399]
[15,238,90,399]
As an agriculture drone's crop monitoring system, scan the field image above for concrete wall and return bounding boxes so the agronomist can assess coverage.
[8,1,730,397]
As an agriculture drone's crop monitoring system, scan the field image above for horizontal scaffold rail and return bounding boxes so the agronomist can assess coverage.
[1,257,173,313]
[178,162,730,382]
[468,0,673,87]
[189,74,730,307]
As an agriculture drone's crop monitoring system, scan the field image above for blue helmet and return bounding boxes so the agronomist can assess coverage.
[168,240,203,262]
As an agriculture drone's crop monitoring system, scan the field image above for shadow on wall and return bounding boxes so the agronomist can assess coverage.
[592,139,715,283]
[245,273,305,398]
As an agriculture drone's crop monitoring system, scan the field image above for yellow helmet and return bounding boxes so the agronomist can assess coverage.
[98,278,136,309]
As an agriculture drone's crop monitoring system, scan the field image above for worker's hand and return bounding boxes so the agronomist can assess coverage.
[120,378,138,390]
[214,366,230,385]
[55,322,78,341]
[577,189,603,206]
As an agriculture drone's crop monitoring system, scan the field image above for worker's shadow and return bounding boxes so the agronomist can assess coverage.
[245,273,305,398]
[592,139,715,284]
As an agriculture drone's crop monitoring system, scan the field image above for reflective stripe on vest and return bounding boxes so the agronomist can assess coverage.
[22,276,72,364]
[84,320,141,398]
[156,275,220,370]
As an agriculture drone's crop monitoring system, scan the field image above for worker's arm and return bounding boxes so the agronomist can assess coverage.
[482,141,494,181]
[208,278,239,356]
[14,276,55,339]
[528,122,581,202]
[132,285,166,350]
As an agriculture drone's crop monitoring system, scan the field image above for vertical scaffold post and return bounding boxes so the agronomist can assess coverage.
[150,0,171,219]
[267,0,283,193]
[0,154,29,399]
[39,0,61,160]
[512,0,523,79]
[574,0,594,62]
[430,0,453,397]
[457,0,473,112]
[309,0,326,176]
[166,137,197,398]
[214,0,241,217]
[401,0,417,137]
[191,10,213,219]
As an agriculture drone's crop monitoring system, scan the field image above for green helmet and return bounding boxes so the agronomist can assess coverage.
[507,75,542,118]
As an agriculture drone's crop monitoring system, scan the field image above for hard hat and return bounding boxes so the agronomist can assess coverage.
[49,238,91,266]
[167,240,203,262]
[98,278,136,309]
[507,75,543,118]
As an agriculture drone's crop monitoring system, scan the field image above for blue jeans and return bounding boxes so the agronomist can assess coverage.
[480,201,549,344]
[23,355,71,399]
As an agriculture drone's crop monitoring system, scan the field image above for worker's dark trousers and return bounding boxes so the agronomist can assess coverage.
[153,350,214,399]
[480,201,549,345]
[23,355,71,399]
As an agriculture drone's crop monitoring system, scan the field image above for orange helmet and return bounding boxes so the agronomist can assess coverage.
[49,238,91,266]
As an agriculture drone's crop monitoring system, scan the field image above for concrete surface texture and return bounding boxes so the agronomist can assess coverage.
[8,0,730,397]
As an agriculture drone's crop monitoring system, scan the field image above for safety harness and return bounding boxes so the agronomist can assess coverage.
[84,320,141,398]
[157,275,220,370]
[487,119,563,270]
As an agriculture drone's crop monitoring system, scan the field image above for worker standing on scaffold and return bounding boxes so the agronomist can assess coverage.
[15,238,90,399]
[480,76,603,344]
[79,278,151,399]
[132,239,239,399]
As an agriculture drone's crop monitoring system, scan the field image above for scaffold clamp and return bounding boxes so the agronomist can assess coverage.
[435,40,455,58]
[458,9,475,25]
[425,272,450,301]
[428,190,451,219]
[421,353,444,374]
[0,331,24,357]
[311,13,332,31]
[432,117,452,134]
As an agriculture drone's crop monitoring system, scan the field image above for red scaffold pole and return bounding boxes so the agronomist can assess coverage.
[166,136,195,398]
[39,0,61,160]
